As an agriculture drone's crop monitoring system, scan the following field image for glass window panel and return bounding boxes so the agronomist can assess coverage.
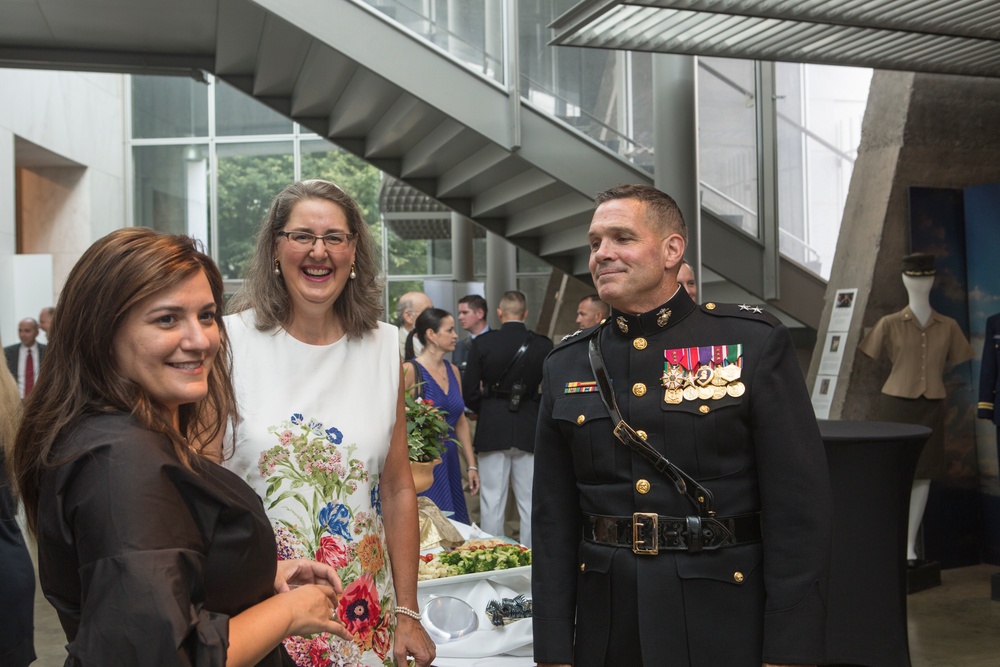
[132,144,210,250]
[216,141,294,279]
[519,1,650,170]
[215,79,293,136]
[385,223,452,277]
[362,0,503,82]
[301,139,383,228]
[516,273,552,331]
[776,63,871,279]
[698,57,759,237]
[131,75,209,138]
[517,247,549,273]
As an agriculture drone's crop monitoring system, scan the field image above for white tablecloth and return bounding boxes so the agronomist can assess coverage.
[418,521,535,666]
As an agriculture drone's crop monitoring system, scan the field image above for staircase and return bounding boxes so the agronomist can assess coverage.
[0,0,826,327]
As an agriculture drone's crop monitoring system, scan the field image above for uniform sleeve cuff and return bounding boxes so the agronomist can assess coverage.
[762,581,827,665]
[532,616,576,665]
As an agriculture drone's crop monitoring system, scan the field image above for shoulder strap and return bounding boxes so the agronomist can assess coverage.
[493,332,535,388]
[588,329,715,517]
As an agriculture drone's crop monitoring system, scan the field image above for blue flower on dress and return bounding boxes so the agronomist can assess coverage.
[307,419,324,436]
[370,483,382,517]
[291,413,304,425]
[318,502,352,541]
[325,426,344,444]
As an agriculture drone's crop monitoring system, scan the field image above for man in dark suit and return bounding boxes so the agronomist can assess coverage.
[532,184,831,667]
[978,312,1000,457]
[5,318,45,399]
[453,294,490,380]
[463,290,552,547]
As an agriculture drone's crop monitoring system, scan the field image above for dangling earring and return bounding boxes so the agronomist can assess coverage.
[349,263,357,280]
[274,259,281,276]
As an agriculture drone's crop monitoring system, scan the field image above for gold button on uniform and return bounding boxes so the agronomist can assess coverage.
[705,302,716,310]
[733,571,744,583]
[699,405,710,414]
[576,414,586,425]
[632,383,647,397]
[635,479,651,494]
[633,337,648,350]
[636,430,648,441]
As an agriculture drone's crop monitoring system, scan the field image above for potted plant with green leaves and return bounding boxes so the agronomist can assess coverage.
[405,387,454,493]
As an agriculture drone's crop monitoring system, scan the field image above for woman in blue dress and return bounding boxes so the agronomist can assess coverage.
[404,308,480,523]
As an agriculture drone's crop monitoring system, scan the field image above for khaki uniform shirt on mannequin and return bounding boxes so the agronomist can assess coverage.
[858,307,974,399]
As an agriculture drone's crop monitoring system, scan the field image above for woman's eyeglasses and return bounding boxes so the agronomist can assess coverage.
[277,230,356,252]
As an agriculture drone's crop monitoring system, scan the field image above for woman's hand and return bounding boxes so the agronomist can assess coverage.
[274,558,344,594]
[279,584,352,640]
[393,614,436,667]
[467,467,480,495]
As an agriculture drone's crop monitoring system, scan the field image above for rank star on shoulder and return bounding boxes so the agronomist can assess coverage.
[739,304,751,311]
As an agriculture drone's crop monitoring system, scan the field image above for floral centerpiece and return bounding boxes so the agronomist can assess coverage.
[404,388,454,462]
[405,387,455,495]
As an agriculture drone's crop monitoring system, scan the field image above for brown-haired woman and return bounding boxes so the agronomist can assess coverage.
[8,227,350,666]
[221,180,435,666]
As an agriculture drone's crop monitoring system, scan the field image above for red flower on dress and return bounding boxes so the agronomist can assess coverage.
[315,535,350,569]
[372,610,393,659]
[337,573,381,639]
[306,636,332,666]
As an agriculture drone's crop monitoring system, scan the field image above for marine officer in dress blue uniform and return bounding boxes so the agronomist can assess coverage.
[531,184,832,667]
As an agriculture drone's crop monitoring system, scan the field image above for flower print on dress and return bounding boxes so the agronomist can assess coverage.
[357,534,385,574]
[338,573,381,642]
[319,502,352,541]
[259,414,395,666]
[372,611,393,660]
[315,535,351,569]
[370,483,382,517]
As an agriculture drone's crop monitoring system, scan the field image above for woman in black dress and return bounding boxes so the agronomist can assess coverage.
[1,339,35,667]
[8,228,351,666]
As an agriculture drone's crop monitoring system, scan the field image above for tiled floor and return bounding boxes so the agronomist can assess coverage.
[24,543,1000,666]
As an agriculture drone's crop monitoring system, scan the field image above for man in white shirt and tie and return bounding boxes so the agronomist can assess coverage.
[4,318,45,398]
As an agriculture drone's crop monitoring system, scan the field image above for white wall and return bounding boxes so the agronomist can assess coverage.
[0,68,127,347]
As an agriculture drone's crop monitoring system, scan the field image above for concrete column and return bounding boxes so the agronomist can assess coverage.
[451,212,474,282]
[485,230,515,329]
[652,54,700,279]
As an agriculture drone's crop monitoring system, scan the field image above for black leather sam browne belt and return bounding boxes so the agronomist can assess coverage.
[587,327,761,554]
[584,512,762,555]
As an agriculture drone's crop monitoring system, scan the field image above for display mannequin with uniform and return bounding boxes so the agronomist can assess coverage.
[858,253,974,566]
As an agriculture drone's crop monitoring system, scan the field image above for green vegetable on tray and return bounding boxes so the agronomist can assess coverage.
[437,544,532,574]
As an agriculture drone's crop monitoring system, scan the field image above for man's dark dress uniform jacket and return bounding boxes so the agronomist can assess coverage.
[532,288,831,666]
[463,321,553,453]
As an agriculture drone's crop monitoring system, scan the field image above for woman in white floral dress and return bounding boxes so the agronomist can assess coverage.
[219,180,435,667]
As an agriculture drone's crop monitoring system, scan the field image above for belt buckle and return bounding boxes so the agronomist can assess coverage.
[632,512,658,555]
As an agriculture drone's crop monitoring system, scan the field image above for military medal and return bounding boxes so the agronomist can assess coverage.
[721,344,743,382]
[712,386,727,400]
[698,386,714,400]
[727,381,746,397]
[660,364,685,390]
[664,388,683,404]
[683,386,700,402]
[711,346,728,385]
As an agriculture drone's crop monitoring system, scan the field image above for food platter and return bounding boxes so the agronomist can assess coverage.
[417,565,531,589]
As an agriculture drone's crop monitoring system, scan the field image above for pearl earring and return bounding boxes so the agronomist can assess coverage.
[350,263,357,280]
[274,259,281,276]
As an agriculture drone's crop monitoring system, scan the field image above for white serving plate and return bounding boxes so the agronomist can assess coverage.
[417,565,531,589]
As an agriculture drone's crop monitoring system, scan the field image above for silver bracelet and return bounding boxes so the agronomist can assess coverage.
[467,466,479,471]
[395,606,422,621]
